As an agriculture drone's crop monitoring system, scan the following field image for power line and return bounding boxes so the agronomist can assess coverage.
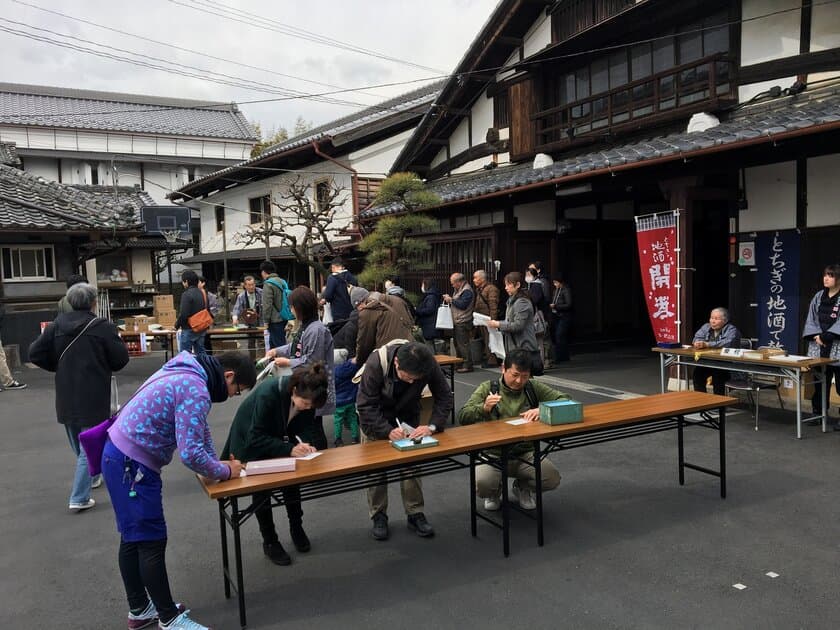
[11,0,389,100]
[169,0,445,75]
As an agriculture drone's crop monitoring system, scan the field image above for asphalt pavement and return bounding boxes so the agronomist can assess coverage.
[2,346,839,629]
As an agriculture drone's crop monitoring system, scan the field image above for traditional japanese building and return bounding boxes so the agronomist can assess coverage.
[365,0,840,348]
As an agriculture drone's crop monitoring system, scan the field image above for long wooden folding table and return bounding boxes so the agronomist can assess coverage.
[199,391,735,628]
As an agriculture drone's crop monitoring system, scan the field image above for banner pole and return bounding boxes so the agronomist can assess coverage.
[674,208,682,390]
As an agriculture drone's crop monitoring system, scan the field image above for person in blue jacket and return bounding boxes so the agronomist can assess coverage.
[415,277,442,353]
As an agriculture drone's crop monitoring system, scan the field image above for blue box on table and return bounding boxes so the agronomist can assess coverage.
[539,399,583,425]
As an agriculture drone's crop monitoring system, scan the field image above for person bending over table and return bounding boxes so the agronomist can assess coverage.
[691,307,741,395]
[357,341,452,541]
[222,364,327,566]
[457,349,566,511]
[102,351,256,630]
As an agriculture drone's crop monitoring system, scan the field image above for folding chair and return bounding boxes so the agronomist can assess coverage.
[724,339,784,430]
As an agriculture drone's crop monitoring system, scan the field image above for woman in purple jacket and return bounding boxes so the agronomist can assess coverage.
[102,351,255,630]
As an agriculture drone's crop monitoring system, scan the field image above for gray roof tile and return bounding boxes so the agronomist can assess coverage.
[362,86,840,219]
[0,141,20,166]
[0,83,256,140]
[0,164,144,231]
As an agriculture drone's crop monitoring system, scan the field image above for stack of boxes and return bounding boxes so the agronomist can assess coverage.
[154,295,176,329]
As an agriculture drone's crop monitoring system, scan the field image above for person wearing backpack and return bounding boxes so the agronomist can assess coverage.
[457,349,566,511]
[260,260,293,348]
[29,282,129,511]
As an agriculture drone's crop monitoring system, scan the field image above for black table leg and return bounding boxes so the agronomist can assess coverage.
[501,445,510,557]
[677,414,685,486]
[219,500,230,599]
[469,451,477,537]
[533,440,544,547]
[231,497,247,629]
[719,405,727,499]
[449,365,455,424]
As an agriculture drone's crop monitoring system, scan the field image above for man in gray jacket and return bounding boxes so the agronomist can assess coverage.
[691,307,741,395]
[443,272,474,372]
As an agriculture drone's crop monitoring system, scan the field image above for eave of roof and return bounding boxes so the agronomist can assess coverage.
[363,85,840,219]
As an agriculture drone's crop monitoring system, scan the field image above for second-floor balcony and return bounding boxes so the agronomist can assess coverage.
[533,53,735,153]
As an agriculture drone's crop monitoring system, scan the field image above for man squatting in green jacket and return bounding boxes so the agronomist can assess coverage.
[458,348,566,511]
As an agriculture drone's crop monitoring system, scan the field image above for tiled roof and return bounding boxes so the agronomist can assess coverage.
[0,164,144,231]
[171,81,442,200]
[0,141,20,166]
[69,184,157,220]
[363,85,840,218]
[0,83,257,141]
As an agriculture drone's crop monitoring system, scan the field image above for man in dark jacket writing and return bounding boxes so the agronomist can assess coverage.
[357,342,452,541]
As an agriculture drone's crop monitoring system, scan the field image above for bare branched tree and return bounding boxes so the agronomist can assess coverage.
[235,176,350,277]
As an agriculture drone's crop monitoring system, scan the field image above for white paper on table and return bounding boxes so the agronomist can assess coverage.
[506,418,529,425]
[296,452,322,461]
[473,312,491,327]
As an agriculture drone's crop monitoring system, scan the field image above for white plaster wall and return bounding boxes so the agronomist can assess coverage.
[740,161,796,231]
[808,71,840,86]
[430,147,448,169]
[348,128,414,174]
[471,94,494,146]
[143,167,179,204]
[496,49,520,82]
[811,2,840,50]
[741,0,801,66]
[23,156,58,181]
[522,11,552,58]
[199,167,354,255]
[738,77,797,101]
[451,156,496,175]
[450,117,471,155]
[514,200,555,231]
[807,154,840,227]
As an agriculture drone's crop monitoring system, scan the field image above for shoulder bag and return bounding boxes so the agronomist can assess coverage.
[187,289,213,333]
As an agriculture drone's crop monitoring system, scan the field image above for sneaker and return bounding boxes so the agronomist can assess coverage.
[3,380,26,390]
[91,474,103,489]
[512,480,536,510]
[333,437,344,447]
[69,498,95,511]
[159,610,211,630]
[128,602,185,630]
[262,541,291,566]
[483,495,501,511]
[371,512,389,541]
[406,512,435,538]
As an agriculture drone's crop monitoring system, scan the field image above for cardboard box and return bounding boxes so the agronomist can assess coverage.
[539,399,584,425]
[124,315,156,332]
[153,295,174,310]
[154,309,177,328]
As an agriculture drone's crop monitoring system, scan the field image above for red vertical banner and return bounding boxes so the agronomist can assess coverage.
[635,212,679,347]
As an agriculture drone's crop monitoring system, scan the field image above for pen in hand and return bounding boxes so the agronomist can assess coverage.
[295,435,315,455]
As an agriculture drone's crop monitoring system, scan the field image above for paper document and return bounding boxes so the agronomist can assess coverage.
[296,452,322,461]
[767,354,810,362]
[473,312,491,327]
[506,418,529,425]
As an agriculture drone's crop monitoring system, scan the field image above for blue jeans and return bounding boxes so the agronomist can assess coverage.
[179,329,207,355]
[268,321,287,349]
[66,425,91,505]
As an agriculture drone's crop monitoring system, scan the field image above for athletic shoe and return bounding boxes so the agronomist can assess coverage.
[512,480,536,510]
[91,474,103,489]
[68,498,95,511]
[483,495,501,511]
[128,602,185,630]
[3,380,26,390]
[159,610,211,630]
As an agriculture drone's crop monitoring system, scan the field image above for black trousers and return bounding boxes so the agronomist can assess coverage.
[118,538,179,623]
[812,365,840,414]
[253,486,303,544]
[692,366,729,395]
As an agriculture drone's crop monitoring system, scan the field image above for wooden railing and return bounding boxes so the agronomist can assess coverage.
[533,54,734,152]
[552,0,641,43]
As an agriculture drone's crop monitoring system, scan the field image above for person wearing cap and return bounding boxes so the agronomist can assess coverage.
[332,287,369,359]
[320,257,357,322]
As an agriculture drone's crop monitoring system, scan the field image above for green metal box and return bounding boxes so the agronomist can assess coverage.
[539,399,584,425]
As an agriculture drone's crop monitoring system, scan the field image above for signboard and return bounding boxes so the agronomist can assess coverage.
[756,230,800,351]
[635,211,678,346]
[738,241,755,266]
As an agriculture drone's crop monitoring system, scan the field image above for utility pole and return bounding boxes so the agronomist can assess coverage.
[221,219,230,321]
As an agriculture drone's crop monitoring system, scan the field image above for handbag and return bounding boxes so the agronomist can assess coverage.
[322,302,334,324]
[79,374,169,477]
[187,289,213,333]
[533,310,547,336]
[435,304,454,330]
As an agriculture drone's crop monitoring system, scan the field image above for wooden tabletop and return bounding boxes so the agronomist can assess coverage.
[434,354,465,366]
[208,327,267,335]
[120,329,176,337]
[200,391,736,500]
[652,346,835,369]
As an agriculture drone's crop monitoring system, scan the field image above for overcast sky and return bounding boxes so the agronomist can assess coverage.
[2,0,499,137]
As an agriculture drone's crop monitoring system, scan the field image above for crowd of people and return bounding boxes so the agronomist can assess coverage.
[13,258,840,629]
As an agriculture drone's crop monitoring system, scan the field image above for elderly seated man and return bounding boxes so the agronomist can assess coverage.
[691,307,742,395]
